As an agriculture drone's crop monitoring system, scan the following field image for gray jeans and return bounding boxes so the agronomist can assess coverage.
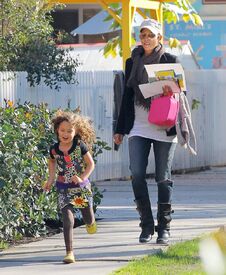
[128,136,176,203]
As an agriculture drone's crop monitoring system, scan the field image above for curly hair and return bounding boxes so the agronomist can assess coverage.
[51,110,96,150]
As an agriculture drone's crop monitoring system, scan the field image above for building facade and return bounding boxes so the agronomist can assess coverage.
[52,3,118,44]
[165,0,226,69]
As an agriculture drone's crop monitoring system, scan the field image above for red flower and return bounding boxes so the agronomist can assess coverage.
[64,155,71,162]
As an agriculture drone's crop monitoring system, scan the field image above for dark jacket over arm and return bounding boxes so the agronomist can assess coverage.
[115,52,179,135]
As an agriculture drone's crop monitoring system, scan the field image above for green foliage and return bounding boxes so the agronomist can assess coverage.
[55,29,75,44]
[91,137,111,213]
[0,101,106,242]
[92,184,103,214]
[0,0,79,90]
[113,238,204,275]
[163,0,203,26]
[0,100,57,241]
[103,35,136,58]
[0,240,8,250]
[168,37,182,49]
[103,36,121,58]
[103,0,203,58]
[92,137,111,164]
[192,98,201,110]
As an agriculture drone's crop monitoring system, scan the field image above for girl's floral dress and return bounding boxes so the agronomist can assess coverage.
[49,138,93,210]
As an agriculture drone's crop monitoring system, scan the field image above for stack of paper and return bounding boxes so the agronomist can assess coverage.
[139,63,186,99]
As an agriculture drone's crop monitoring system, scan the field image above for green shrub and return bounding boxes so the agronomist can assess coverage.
[0,0,79,91]
[0,100,108,242]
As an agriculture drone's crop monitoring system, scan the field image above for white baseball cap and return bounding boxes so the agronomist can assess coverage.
[140,19,162,36]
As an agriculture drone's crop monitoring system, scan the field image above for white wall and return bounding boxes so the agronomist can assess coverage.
[0,70,226,181]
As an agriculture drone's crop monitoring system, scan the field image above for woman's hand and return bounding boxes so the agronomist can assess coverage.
[114,134,124,145]
[162,85,173,96]
[71,175,83,184]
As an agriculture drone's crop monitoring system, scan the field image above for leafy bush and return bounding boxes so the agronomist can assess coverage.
[0,0,78,91]
[0,101,108,241]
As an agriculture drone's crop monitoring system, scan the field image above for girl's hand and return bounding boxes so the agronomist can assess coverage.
[43,179,53,192]
[71,175,83,184]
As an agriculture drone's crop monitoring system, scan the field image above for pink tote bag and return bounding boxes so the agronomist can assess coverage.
[148,95,179,127]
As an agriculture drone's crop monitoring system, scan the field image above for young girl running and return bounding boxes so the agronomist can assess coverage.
[43,110,97,264]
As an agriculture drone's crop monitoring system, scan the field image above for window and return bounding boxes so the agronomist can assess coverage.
[51,10,79,43]
[51,5,121,44]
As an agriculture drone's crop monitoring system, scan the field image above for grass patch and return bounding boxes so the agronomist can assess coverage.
[112,239,205,275]
[0,240,9,250]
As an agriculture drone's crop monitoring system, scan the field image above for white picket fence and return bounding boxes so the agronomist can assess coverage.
[1,70,226,181]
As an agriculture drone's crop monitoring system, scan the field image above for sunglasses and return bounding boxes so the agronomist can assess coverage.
[140,33,156,39]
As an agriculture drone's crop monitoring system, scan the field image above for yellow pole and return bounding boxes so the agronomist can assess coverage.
[49,0,167,69]
[121,0,132,70]
[98,0,122,24]
[136,8,148,19]
[158,2,163,38]
[152,2,163,43]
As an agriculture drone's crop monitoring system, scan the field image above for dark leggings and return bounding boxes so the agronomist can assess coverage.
[62,204,95,252]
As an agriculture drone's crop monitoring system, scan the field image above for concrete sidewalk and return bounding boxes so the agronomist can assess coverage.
[1,166,226,275]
